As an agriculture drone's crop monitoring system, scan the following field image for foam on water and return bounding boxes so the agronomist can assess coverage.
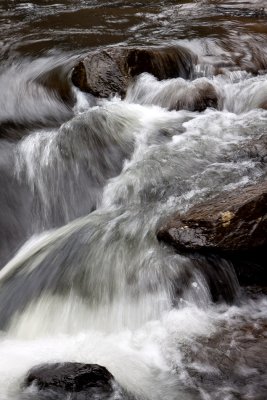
[1,298,267,400]
[0,306,220,400]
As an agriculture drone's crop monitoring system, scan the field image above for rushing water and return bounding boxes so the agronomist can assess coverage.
[0,1,267,399]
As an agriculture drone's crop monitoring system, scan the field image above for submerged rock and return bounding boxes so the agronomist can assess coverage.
[174,80,218,112]
[180,316,267,400]
[72,46,197,98]
[233,136,267,163]
[158,181,267,285]
[126,74,219,112]
[24,362,123,399]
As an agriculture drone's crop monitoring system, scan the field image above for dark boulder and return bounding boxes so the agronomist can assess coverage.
[72,46,197,98]
[158,181,267,285]
[24,362,122,399]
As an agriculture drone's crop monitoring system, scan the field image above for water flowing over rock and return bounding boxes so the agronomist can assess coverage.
[1,1,267,400]
[0,57,76,140]
[179,315,267,400]
[233,136,267,163]
[71,46,197,98]
[158,181,267,284]
[126,74,219,112]
[0,104,136,270]
[23,363,125,399]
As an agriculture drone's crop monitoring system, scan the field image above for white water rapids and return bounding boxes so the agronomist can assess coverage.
[0,60,266,399]
[0,0,267,396]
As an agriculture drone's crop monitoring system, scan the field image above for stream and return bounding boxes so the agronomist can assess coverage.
[0,1,267,399]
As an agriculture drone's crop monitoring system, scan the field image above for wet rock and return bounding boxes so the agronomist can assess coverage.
[127,74,219,112]
[158,181,267,252]
[239,42,267,74]
[158,181,267,285]
[198,38,267,78]
[72,46,197,98]
[24,363,119,399]
[187,254,240,303]
[0,58,75,141]
[243,285,267,299]
[170,80,218,112]
[181,317,267,400]
[36,64,76,107]
[233,136,267,163]
[194,82,218,111]
[227,247,267,286]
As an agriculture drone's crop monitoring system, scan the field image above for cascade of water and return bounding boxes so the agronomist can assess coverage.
[0,1,266,399]
[0,64,266,399]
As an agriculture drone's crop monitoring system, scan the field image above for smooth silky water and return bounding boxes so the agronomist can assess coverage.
[0,1,266,399]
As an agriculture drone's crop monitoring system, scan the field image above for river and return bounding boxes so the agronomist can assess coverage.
[0,1,266,399]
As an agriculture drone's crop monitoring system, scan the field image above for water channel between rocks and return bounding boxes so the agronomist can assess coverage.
[0,1,267,399]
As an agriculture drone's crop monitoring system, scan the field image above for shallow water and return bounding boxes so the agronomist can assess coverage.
[0,1,267,399]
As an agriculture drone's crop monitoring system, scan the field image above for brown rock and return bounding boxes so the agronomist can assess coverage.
[72,46,197,98]
[158,181,267,253]
[158,181,267,286]
[171,80,218,112]
[233,136,267,163]
[133,79,219,112]
[181,317,267,399]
